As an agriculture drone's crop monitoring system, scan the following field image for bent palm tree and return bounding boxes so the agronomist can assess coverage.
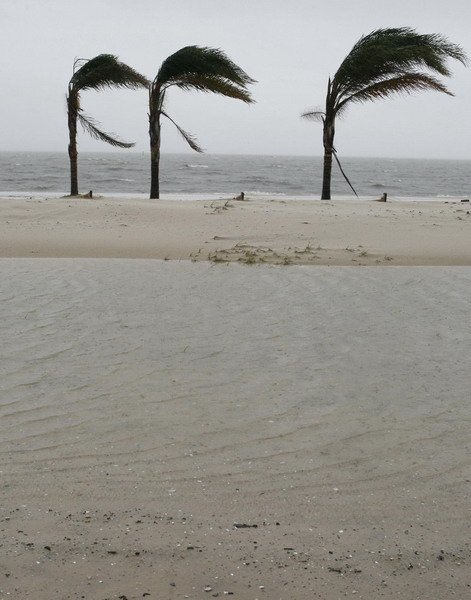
[149,46,255,199]
[67,54,148,196]
[302,28,467,199]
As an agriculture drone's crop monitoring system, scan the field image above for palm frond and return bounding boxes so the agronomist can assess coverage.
[332,150,358,198]
[71,54,149,92]
[301,109,325,122]
[161,111,204,152]
[333,27,467,98]
[152,46,255,109]
[167,73,254,103]
[77,111,135,148]
[338,72,452,111]
[156,46,256,89]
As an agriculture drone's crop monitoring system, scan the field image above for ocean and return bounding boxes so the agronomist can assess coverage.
[1,151,470,200]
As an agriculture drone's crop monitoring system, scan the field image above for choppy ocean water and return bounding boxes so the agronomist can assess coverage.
[1,151,470,200]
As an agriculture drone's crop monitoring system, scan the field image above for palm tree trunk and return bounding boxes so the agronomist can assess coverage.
[149,110,161,199]
[321,148,333,200]
[69,145,79,196]
[321,116,335,200]
[67,94,79,196]
[150,151,160,199]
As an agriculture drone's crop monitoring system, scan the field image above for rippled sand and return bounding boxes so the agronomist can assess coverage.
[1,259,470,599]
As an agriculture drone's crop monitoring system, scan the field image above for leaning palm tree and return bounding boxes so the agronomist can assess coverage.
[302,28,467,200]
[149,46,255,199]
[67,54,148,196]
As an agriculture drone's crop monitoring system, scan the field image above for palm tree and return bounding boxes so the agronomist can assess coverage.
[67,54,148,196]
[302,28,467,200]
[148,46,255,199]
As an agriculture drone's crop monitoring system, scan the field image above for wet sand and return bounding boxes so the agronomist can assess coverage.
[1,258,470,599]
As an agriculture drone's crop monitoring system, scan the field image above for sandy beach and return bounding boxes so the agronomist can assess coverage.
[0,194,470,264]
[1,195,471,600]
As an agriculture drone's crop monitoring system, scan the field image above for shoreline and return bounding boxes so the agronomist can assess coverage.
[1,194,470,265]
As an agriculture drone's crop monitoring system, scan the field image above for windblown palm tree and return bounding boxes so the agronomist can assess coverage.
[149,46,255,199]
[67,54,148,196]
[302,28,467,200]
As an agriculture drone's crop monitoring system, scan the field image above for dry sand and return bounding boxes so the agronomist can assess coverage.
[0,194,470,264]
[1,195,471,600]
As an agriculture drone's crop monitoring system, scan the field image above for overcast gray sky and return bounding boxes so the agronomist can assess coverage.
[1,0,470,158]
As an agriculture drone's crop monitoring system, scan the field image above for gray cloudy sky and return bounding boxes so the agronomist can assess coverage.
[1,0,470,158]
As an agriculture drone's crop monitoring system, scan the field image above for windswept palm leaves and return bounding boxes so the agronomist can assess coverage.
[149,46,255,199]
[302,28,467,199]
[67,55,148,196]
